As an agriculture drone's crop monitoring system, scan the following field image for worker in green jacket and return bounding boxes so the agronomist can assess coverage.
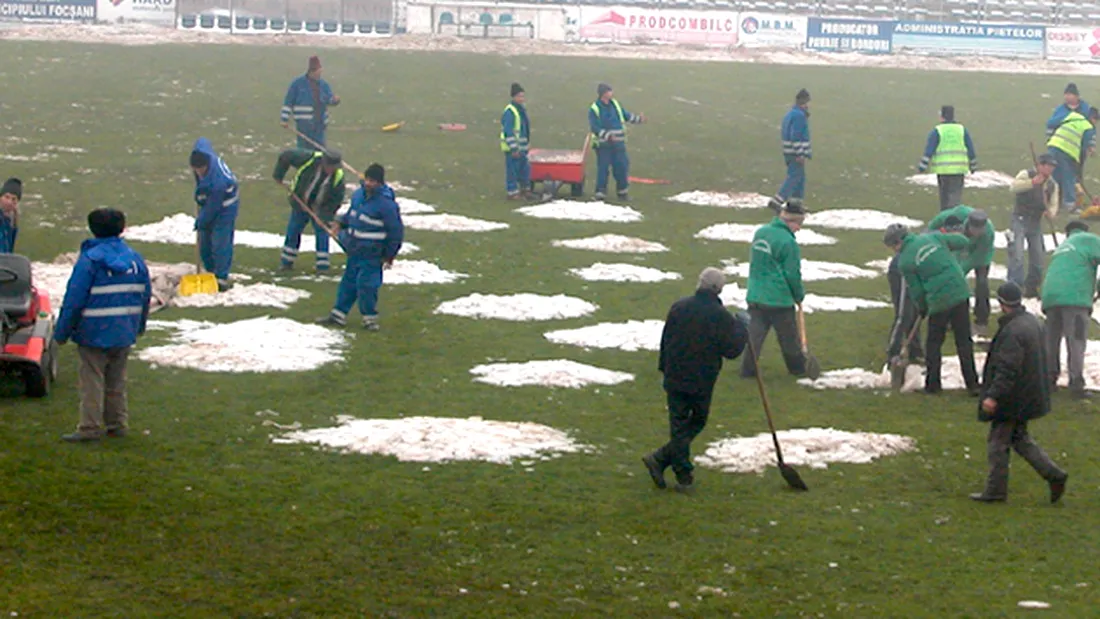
[928,206,995,335]
[884,223,980,395]
[741,199,807,378]
[273,149,346,272]
[1041,220,1100,399]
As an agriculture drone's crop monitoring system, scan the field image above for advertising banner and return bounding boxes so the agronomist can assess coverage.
[737,12,806,49]
[806,18,892,54]
[0,0,95,21]
[574,6,739,46]
[1046,27,1100,63]
[892,21,1045,58]
[96,0,174,24]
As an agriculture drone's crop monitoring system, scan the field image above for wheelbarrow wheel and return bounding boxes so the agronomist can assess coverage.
[570,179,584,198]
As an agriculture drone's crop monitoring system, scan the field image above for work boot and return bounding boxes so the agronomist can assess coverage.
[674,473,695,494]
[61,432,102,443]
[316,265,330,274]
[106,427,128,438]
[969,492,1006,503]
[506,191,523,201]
[362,316,380,331]
[593,191,606,201]
[1071,389,1092,401]
[641,453,667,490]
[315,314,346,328]
[616,191,630,202]
[1050,474,1068,504]
[217,279,233,293]
[279,262,294,272]
[922,385,943,395]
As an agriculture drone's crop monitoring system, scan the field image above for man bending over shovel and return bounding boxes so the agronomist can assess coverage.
[190,138,240,293]
[274,149,346,273]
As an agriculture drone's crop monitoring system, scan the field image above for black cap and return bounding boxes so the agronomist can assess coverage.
[1066,220,1090,234]
[966,209,989,231]
[364,163,385,183]
[996,281,1023,307]
[941,105,955,122]
[796,89,811,104]
[1038,153,1057,166]
[884,223,908,246]
[322,150,342,166]
[511,82,524,97]
[190,150,210,168]
[88,207,126,239]
[1,178,22,200]
[1066,82,1080,96]
[782,198,807,215]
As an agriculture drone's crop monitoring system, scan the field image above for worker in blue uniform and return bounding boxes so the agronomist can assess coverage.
[281,55,340,149]
[189,137,240,292]
[588,83,645,202]
[769,89,812,213]
[501,82,532,199]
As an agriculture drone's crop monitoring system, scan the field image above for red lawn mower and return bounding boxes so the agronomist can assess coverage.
[0,254,58,397]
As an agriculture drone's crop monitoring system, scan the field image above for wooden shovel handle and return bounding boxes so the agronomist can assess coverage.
[796,304,809,352]
[284,124,367,185]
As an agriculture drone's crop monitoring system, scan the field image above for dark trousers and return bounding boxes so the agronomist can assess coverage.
[887,253,924,360]
[937,174,965,211]
[1045,305,1090,393]
[740,304,805,377]
[983,420,1065,498]
[653,389,713,482]
[972,264,990,326]
[926,300,978,391]
[1007,214,1046,293]
[595,143,629,195]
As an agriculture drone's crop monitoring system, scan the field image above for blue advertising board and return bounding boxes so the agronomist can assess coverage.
[0,0,95,21]
[892,22,1045,58]
[806,18,893,54]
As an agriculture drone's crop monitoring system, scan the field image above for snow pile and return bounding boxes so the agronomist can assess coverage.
[435,293,598,321]
[906,171,1015,189]
[122,212,418,255]
[722,258,878,282]
[666,191,770,209]
[803,209,924,230]
[551,234,669,253]
[544,320,664,352]
[718,283,888,313]
[403,213,509,232]
[469,359,634,388]
[139,316,349,372]
[696,428,917,473]
[864,258,892,272]
[515,200,644,222]
[171,283,311,309]
[695,223,837,245]
[34,256,193,313]
[569,262,681,283]
[396,198,435,214]
[383,260,468,285]
[272,415,591,464]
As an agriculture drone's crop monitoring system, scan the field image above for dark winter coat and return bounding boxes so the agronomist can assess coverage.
[658,291,748,395]
[979,307,1051,423]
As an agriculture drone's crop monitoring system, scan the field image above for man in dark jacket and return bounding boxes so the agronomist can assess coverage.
[643,268,749,493]
[274,149,346,273]
[972,282,1068,504]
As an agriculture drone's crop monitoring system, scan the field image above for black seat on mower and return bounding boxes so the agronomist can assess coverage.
[0,254,33,320]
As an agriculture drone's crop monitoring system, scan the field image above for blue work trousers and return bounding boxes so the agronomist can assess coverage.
[282,208,332,271]
[778,155,806,201]
[505,152,531,195]
[333,254,383,320]
[198,206,237,281]
[595,142,630,195]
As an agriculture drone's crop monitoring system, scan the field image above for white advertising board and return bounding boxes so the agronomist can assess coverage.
[97,0,174,25]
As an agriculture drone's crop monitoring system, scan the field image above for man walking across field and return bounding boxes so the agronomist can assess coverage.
[1041,220,1100,401]
[885,223,980,395]
[741,200,808,378]
[281,55,340,149]
[643,268,748,493]
[768,89,811,213]
[501,82,532,200]
[917,105,978,211]
[927,207,995,336]
[972,282,1068,504]
[1008,153,1059,297]
[588,83,645,202]
[1046,100,1098,215]
[273,148,346,273]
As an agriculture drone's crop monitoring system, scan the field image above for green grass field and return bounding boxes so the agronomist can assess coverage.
[2,40,1100,617]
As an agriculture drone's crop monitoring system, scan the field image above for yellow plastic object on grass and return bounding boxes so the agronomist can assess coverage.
[382,121,405,132]
[178,213,219,296]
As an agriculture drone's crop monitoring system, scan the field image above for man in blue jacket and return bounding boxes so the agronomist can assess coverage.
[281,55,340,149]
[317,163,404,331]
[54,208,151,443]
[918,105,978,211]
[769,89,812,213]
[190,138,240,292]
[501,82,531,200]
[588,83,645,202]
[1046,82,1094,155]
[0,178,21,253]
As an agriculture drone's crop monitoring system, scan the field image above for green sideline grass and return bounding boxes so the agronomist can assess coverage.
[1,41,1098,616]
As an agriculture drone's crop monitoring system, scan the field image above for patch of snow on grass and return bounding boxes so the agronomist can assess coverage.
[906,170,1014,189]
[435,293,597,321]
[697,428,917,473]
[569,262,681,282]
[271,415,592,464]
[696,223,837,245]
[666,191,770,209]
[171,283,311,309]
[383,260,467,285]
[552,234,669,253]
[515,200,644,222]
[396,198,435,214]
[803,209,924,230]
[403,213,509,232]
[544,320,664,352]
[722,258,878,281]
[718,283,886,312]
[469,359,634,388]
[139,316,349,372]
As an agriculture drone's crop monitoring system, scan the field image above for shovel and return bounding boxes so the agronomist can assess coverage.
[178,208,218,296]
[890,317,924,393]
[746,336,809,492]
[797,304,821,380]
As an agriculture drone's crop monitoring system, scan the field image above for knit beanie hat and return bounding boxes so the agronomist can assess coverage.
[966,209,988,232]
[365,163,385,183]
[322,150,342,166]
[941,105,955,122]
[1066,220,1090,234]
[88,207,126,239]
[697,267,726,294]
[1065,82,1079,96]
[597,83,612,97]
[1,178,22,200]
[511,82,524,98]
[996,282,1023,307]
[795,89,811,104]
[308,55,321,72]
[883,223,908,247]
[1038,153,1057,166]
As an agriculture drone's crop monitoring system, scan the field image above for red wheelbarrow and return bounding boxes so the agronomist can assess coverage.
[527,134,591,201]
